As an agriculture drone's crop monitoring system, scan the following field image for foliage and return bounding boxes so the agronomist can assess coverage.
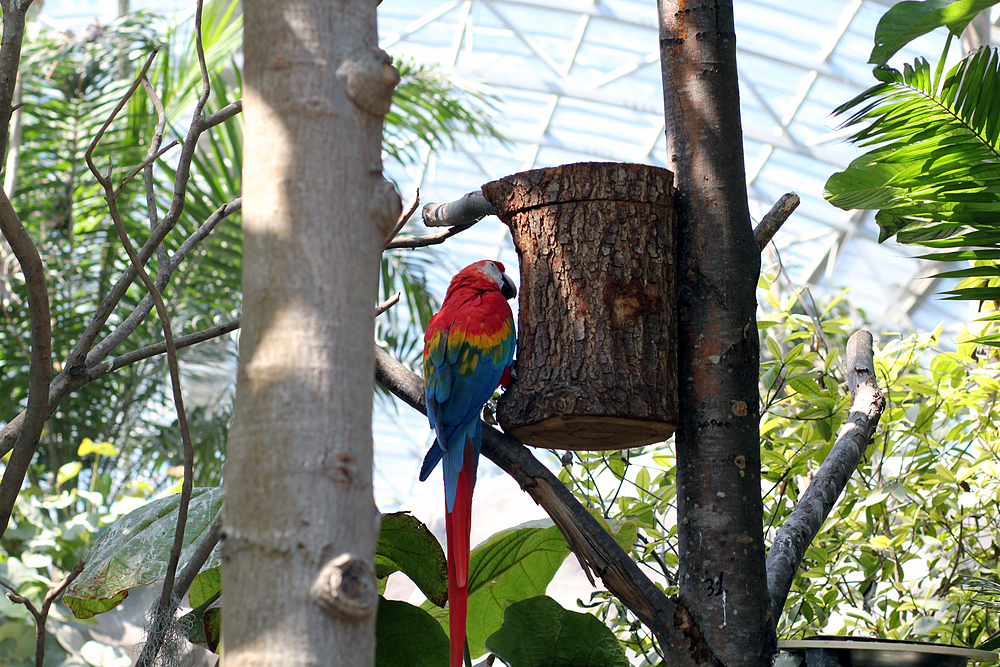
[485,595,630,667]
[553,262,1000,660]
[868,0,1000,65]
[824,3,1000,335]
[63,486,222,619]
[0,2,512,664]
[384,57,507,167]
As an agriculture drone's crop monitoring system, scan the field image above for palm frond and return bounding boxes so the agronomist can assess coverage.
[383,57,508,166]
[824,46,1000,320]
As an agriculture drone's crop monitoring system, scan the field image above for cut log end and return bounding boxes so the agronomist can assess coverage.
[506,415,676,451]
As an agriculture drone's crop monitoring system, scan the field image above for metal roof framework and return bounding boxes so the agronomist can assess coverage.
[378,0,999,334]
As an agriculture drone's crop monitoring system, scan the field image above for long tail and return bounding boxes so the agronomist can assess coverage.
[445,443,476,667]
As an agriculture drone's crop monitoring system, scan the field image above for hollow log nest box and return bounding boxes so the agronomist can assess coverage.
[481,162,677,451]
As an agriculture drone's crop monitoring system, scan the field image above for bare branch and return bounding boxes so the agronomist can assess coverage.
[86,198,243,367]
[85,46,198,667]
[386,221,475,250]
[384,191,419,248]
[421,190,495,227]
[0,0,33,164]
[372,344,712,663]
[1,560,85,667]
[84,50,159,192]
[375,292,401,318]
[171,513,223,605]
[0,187,50,538]
[87,318,241,383]
[136,4,212,664]
[0,200,243,459]
[140,75,169,268]
[765,330,884,620]
[754,192,799,251]
[202,98,243,130]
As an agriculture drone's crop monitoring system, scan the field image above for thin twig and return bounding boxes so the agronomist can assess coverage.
[754,192,799,251]
[86,198,243,367]
[386,221,476,250]
[118,140,178,199]
[136,3,212,664]
[140,75,169,269]
[375,292,401,318]
[384,191,419,248]
[86,318,241,383]
[1,560,85,667]
[171,513,223,606]
[0,187,50,538]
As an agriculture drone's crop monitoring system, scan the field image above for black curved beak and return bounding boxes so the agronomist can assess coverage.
[500,272,517,300]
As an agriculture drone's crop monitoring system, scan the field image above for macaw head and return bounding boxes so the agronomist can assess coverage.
[450,260,517,301]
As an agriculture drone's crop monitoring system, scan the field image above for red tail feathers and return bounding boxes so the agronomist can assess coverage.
[445,444,476,667]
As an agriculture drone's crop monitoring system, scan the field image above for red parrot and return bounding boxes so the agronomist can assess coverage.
[420,259,517,667]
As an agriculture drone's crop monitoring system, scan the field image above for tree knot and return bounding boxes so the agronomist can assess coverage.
[312,553,378,620]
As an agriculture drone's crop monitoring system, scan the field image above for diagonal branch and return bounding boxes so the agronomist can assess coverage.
[373,344,716,667]
[754,193,799,251]
[0,187,50,537]
[765,330,885,620]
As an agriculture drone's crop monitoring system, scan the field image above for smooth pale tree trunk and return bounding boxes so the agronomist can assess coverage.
[224,1,401,665]
[658,1,775,665]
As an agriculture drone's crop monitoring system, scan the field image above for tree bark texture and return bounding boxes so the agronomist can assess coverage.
[658,1,774,665]
[225,2,400,666]
[482,162,677,450]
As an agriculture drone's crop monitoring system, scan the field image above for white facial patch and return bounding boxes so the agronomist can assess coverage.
[480,261,504,290]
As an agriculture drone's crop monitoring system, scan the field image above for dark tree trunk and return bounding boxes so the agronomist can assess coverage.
[657,1,775,665]
[483,162,677,451]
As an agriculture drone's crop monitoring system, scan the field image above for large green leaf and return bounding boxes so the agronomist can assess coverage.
[63,487,223,619]
[377,512,449,607]
[870,0,1000,66]
[421,516,636,659]
[484,595,629,667]
[376,598,449,667]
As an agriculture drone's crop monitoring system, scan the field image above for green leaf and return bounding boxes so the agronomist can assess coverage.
[376,598,449,667]
[484,595,629,667]
[63,487,223,619]
[181,591,221,653]
[376,512,448,607]
[870,1,1000,66]
[189,566,221,609]
[420,516,635,659]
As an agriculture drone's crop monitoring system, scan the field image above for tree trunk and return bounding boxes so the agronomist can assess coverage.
[224,1,400,665]
[657,1,775,665]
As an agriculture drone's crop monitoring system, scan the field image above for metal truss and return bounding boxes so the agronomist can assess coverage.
[380,0,998,333]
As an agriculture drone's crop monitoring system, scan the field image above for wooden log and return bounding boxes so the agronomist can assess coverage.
[482,162,677,450]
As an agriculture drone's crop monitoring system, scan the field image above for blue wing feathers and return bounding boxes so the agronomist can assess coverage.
[421,286,515,501]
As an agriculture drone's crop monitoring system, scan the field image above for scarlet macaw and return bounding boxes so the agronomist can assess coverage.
[420,259,517,667]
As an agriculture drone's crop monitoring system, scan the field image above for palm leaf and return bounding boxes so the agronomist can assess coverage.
[824,46,1000,318]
